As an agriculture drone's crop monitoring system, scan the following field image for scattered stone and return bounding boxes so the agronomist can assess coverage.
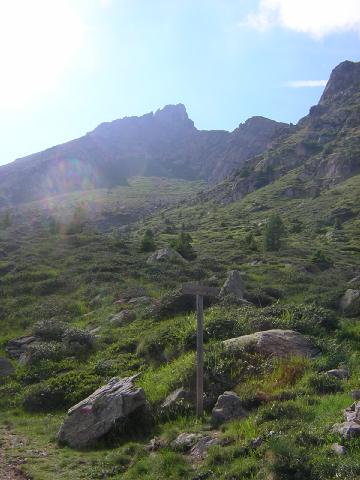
[190,436,220,460]
[109,310,136,327]
[331,443,346,456]
[344,401,360,422]
[223,329,320,358]
[220,270,245,299]
[171,432,202,452]
[0,357,14,378]
[160,388,194,415]
[6,336,37,359]
[340,289,360,316]
[326,368,349,380]
[57,376,149,448]
[332,422,360,440]
[211,391,247,426]
[351,390,360,401]
[128,296,151,305]
[146,247,187,264]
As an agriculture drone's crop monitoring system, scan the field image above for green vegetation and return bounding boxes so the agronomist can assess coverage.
[0,171,359,479]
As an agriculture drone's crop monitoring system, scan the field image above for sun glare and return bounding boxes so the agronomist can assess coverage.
[0,0,86,109]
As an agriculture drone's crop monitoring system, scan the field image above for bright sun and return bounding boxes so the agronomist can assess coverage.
[0,0,86,109]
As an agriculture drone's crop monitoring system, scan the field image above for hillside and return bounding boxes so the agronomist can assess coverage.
[0,59,359,480]
[0,105,287,206]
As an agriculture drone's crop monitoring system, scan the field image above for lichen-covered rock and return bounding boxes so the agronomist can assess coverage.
[6,336,37,359]
[171,432,202,452]
[340,289,360,316]
[220,270,245,299]
[223,329,320,358]
[212,391,247,426]
[58,376,149,448]
[190,435,220,460]
[344,401,360,422]
[332,422,360,440]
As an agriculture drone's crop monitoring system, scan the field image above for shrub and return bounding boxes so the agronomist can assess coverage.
[310,249,333,270]
[32,319,68,341]
[140,229,156,252]
[264,214,285,251]
[171,232,196,260]
[306,373,343,394]
[22,371,101,411]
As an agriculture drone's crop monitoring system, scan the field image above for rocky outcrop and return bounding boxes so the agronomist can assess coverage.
[171,433,202,452]
[147,247,186,264]
[340,289,360,317]
[6,336,37,359]
[190,435,221,460]
[58,376,149,448]
[332,400,360,440]
[223,329,320,358]
[211,391,247,426]
[220,270,245,299]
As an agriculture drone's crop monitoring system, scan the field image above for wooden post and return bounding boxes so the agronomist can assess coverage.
[181,283,220,418]
[196,294,204,417]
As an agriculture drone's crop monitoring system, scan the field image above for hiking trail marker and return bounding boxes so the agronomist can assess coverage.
[181,283,220,417]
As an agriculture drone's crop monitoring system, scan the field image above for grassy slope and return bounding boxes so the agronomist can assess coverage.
[0,172,359,480]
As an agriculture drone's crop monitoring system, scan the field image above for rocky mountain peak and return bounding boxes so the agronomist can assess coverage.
[320,60,360,104]
[154,103,194,129]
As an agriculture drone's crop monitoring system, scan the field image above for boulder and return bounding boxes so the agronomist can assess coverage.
[109,310,136,327]
[211,391,247,426]
[171,432,202,452]
[344,401,360,422]
[340,289,360,316]
[6,336,37,359]
[147,247,186,264]
[223,329,320,358]
[0,357,14,378]
[352,390,360,401]
[326,368,349,380]
[128,296,151,305]
[220,270,245,299]
[331,443,346,456]
[58,376,149,448]
[332,422,360,440]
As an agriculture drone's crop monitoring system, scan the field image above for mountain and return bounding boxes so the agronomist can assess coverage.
[0,104,287,206]
[206,60,360,203]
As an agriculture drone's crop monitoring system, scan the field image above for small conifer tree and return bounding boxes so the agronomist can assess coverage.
[264,214,285,251]
[140,229,156,252]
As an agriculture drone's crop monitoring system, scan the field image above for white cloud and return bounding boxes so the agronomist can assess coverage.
[284,80,328,88]
[243,0,360,38]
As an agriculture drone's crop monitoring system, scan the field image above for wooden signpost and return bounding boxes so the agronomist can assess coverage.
[181,283,220,417]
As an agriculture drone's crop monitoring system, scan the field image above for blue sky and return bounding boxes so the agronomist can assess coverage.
[0,0,359,166]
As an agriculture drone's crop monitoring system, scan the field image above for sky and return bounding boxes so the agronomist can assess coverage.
[0,0,359,166]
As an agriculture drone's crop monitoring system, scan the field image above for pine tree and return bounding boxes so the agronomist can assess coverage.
[264,214,285,251]
[173,232,196,260]
[140,229,156,252]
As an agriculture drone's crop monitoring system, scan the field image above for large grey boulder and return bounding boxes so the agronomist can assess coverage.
[147,248,186,264]
[212,391,247,426]
[0,357,14,379]
[223,329,320,358]
[58,376,148,448]
[220,270,245,299]
[340,289,360,316]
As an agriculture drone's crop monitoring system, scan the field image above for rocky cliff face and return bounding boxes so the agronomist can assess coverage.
[206,60,360,204]
[0,104,287,205]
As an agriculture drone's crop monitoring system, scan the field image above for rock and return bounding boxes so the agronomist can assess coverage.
[211,391,247,426]
[220,270,245,299]
[128,296,151,305]
[190,435,220,460]
[326,368,349,380]
[6,336,37,359]
[0,357,14,378]
[344,401,360,422]
[351,390,360,401]
[109,310,136,327]
[348,275,360,286]
[331,443,346,455]
[332,422,360,440]
[160,388,194,415]
[89,294,102,308]
[145,437,163,452]
[147,247,187,264]
[57,376,149,448]
[223,329,320,358]
[171,432,202,452]
[250,436,263,448]
[340,289,360,316]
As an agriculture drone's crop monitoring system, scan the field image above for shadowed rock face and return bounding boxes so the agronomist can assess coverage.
[0,104,287,205]
[224,329,320,358]
[58,376,148,448]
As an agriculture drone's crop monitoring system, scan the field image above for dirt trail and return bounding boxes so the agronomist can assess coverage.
[0,428,29,480]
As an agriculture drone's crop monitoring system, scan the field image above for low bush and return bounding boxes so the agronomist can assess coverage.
[306,373,343,394]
